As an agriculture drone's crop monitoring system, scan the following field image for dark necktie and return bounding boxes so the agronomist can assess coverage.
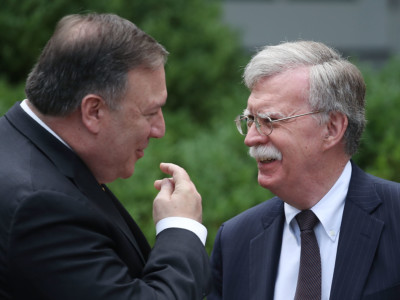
[294,210,321,300]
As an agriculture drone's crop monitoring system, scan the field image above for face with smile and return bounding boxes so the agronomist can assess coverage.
[244,67,326,200]
[100,66,167,182]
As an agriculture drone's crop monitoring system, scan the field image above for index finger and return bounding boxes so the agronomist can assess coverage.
[159,162,191,183]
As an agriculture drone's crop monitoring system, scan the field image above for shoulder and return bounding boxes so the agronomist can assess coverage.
[350,162,400,199]
[368,174,400,192]
[0,129,99,239]
[368,174,400,211]
[348,163,400,221]
[0,138,81,204]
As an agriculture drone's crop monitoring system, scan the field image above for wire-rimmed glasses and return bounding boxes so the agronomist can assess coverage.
[235,111,320,136]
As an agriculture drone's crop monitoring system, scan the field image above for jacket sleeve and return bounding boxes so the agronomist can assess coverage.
[7,191,211,300]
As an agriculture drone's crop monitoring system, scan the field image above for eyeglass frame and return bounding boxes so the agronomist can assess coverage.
[235,111,320,136]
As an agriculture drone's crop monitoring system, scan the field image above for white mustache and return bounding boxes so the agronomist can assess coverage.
[249,145,282,161]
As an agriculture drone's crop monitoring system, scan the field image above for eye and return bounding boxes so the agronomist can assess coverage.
[146,109,161,118]
[258,116,272,126]
[258,112,284,123]
[244,115,254,126]
[246,115,254,121]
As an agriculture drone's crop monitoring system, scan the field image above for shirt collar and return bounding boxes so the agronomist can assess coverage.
[20,99,71,149]
[284,161,352,242]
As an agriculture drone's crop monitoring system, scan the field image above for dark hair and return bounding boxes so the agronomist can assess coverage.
[25,13,168,116]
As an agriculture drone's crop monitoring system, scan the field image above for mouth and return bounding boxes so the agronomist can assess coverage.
[136,149,145,158]
[259,158,277,163]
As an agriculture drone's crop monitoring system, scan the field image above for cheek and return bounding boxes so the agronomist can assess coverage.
[129,122,151,144]
[287,125,322,153]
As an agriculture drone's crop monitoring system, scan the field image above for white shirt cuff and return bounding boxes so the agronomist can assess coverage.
[156,217,207,246]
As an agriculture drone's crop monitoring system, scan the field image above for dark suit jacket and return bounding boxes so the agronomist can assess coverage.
[0,103,211,299]
[209,161,400,300]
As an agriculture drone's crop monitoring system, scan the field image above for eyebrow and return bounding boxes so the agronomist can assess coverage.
[243,109,283,118]
[257,111,284,118]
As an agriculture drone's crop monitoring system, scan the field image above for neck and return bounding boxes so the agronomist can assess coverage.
[276,156,349,210]
[26,100,80,144]
[25,100,111,184]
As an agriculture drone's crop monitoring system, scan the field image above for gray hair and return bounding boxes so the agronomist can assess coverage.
[243,40,366,156]
[25,13,168,116]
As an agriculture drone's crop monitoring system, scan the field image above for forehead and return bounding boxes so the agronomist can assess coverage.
[124,66,167,110]
[246,67,310,113]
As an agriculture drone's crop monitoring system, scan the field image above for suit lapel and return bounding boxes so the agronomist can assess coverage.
[71,165,150,264]
[250,200,285,300]
[6,103,150,264]
[102,184,151,260]
[330,163,384,300]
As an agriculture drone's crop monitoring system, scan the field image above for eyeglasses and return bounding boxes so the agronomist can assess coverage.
[235,111,320,136]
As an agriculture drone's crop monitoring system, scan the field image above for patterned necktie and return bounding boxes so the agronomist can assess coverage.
[294,210,321,300]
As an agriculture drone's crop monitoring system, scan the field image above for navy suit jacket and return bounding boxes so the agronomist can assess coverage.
[209,161,400,300]
[0,103,211,299]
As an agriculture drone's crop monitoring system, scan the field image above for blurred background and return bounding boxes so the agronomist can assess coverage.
[1,0,399,252]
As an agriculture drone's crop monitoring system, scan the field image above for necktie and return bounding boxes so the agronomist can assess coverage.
[295,210,321,300]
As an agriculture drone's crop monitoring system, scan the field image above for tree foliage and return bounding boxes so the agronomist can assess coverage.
[0,0,113,83]
[353,57,400,182]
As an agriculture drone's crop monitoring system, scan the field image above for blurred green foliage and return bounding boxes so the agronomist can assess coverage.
[354,57,400,183]
[0,0,399,253]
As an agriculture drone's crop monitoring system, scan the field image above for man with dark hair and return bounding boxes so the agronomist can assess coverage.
[209,41,400,300]
[0,13,210,299]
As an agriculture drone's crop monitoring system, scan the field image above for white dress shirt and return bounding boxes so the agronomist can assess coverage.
[20,100,207,245]
[274,161,352,300]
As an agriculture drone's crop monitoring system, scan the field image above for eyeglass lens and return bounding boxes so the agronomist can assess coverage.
[236,116,273,136]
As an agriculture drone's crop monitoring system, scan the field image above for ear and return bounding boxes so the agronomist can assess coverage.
[80,94,108,134]
[322,112,348,151]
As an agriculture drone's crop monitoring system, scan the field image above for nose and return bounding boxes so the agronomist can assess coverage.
[244,122,269,147]
[150,110,166,138]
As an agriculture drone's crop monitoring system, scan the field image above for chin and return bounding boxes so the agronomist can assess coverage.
[257,173,278,191]
[116,165,135,180]
[122,168,135,179]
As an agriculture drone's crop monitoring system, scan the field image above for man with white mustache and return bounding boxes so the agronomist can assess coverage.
[209,41,400,300]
